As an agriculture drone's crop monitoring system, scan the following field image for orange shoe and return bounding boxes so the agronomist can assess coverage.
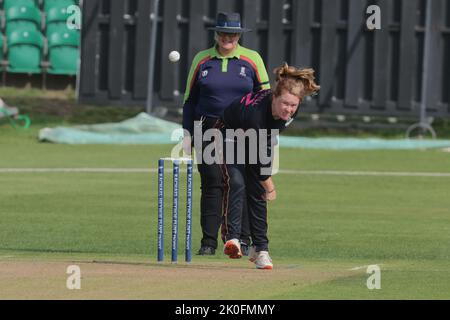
[223,239,242,259]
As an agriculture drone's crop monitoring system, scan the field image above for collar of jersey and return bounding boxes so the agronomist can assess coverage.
[210,44,242,59]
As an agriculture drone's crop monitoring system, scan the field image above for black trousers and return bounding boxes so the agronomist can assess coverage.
[222,163,269,252]
[196,117,250,249]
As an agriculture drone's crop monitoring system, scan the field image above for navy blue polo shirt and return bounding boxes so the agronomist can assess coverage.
[182,44,270,134]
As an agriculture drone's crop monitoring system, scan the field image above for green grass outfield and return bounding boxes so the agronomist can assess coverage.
[1,125,450,299]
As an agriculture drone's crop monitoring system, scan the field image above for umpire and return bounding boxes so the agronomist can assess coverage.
[182,12,270,255]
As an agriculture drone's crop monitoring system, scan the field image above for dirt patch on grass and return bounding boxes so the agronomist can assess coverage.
[0,260,355,299]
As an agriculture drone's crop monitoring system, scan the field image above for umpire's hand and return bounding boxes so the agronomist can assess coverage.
[182,136,192,156]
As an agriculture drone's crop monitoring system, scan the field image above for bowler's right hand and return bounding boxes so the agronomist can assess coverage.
[262,189,277,201]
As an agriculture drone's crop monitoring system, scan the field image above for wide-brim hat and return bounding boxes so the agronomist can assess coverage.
[207,12,251,33]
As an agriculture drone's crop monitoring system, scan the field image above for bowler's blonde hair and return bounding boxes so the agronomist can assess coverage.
[273,63,320,101]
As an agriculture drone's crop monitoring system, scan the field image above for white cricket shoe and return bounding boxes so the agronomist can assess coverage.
[223,238,242,259]
[254,251,273,270]
[248,246,258,262]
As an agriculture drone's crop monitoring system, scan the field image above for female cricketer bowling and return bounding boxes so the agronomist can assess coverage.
[219,63,320,269]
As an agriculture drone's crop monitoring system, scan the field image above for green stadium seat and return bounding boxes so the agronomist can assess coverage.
[47,30,79,75]
[4,0,39,10]
[0,35,4,62]
[5,4,41,36]
[43,0,75,13]
[45,4,71,36]
[7,29,44,74]
[46,22,72,37]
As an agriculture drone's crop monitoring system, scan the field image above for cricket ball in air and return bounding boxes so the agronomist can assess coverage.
[168,51,180,63]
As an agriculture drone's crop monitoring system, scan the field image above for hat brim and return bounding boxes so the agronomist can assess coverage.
[208,27,252,33]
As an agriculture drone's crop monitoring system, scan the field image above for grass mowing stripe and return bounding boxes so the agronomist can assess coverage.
[1,168,450,177]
